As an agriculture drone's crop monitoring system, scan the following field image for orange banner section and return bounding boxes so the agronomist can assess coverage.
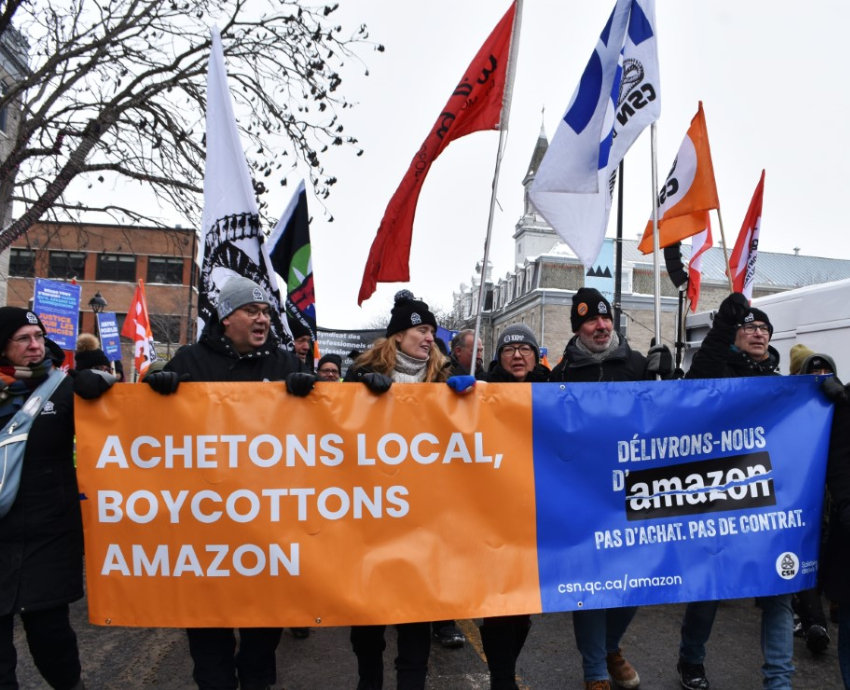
[75,383,541,628]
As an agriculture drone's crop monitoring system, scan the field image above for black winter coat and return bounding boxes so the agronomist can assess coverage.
[685,311,780,380]
[823,401,850,602]
[0,373,83,616]
[484,362,550,383]
[548,336,650,383]
[165,318,305,382]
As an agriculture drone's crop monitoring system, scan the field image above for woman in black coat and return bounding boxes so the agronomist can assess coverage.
[0,307,84,690]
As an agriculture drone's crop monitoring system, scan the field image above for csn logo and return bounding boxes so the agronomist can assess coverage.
[775,552,799,580]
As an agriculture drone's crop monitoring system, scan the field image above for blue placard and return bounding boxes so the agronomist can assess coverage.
[32,278,81,350]
[97,312,122,362]
[532,376,832,611]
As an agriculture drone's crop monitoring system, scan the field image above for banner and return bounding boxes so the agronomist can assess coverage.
[32,278,81,350]
[96,312,122,362]
[75,376,831,627]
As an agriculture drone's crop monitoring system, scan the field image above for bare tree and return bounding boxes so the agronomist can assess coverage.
[0,0,380,251]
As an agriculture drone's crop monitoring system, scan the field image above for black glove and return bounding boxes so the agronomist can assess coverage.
[646,343,673,376]
[71,369,117,400]
[716,292,750,327]
[285,372,316,397]
[361,372,392,395]
[821,376,848,404]
[145,370,185,395]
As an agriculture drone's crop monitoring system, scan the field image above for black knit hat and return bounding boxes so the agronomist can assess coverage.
[571,288,613,332]
[0,307,46,353]
[743,307,773,338]
[75,348,110,371]
[287,315,312,340]
[317,353,342,371]
[386,290,437,338]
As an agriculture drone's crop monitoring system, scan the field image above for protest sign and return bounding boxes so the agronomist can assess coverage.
[32,278,81,350]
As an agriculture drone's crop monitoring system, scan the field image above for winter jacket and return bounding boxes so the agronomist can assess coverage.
[165,316,305,382]
[0,370,82,616]
[548,335,650,383]
[823,401,850,602]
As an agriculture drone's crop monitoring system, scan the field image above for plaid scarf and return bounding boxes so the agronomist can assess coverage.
[0,358,53,419]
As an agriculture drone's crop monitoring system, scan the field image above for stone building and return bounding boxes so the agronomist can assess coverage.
[454,127,850,364]
[0,24,30,306]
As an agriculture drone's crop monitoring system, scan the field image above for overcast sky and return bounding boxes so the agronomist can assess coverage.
[289,0,848,329]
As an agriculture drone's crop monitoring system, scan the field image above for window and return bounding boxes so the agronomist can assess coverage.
[49,251,86,280]
[150,315,182,344]
[147,257,184,285]
[97,254,136,282]
[9,248,35,277]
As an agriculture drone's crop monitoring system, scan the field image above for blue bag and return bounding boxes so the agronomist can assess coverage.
[0,368,66,519]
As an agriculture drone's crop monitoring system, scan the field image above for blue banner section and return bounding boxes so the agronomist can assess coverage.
[532,376,833,612]
[97,312,122,361]
[33,278,81,350]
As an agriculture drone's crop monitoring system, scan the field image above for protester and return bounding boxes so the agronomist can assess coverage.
[548,288,671,690]
[288,315,313,368]
[0,308,91,690]
[677,292,790,690]
[477,323,548,689]
[824,388,850,689]
[449,329,485,378]
[344,290,454,690]
[316,353,342,381]
[788,344,834,655]
[150,276,314,690]
[74,333,111,372]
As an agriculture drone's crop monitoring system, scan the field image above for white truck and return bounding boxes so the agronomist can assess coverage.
[684,278,850,376]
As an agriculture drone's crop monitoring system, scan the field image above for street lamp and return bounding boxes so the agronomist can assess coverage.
[88,292,107,314]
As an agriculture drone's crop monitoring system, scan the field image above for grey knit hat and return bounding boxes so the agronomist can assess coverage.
[216,277,271,319]
[495,323,539,361]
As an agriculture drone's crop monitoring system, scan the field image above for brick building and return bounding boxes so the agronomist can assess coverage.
[4,221,198,371]
[454,127,850,362]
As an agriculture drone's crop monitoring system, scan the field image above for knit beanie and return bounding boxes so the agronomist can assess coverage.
[800,352,837,376]
[571,288,613,332]
[743,307,773,338]
[75,332,110,371]
[495,323,540,361]
[386,290,437,338]
[317,353,342,371]
[287,315,312,340]
[789,344,815,375]
[0,307,46,352]
[216,277,271,320]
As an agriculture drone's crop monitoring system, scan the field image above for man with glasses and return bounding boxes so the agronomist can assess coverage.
[316,354,342,381]
[148,276,315,690]
[676,292,791,690]
[549,288,672,690]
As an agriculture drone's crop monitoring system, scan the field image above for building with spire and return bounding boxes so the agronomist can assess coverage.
[453,127,850,366]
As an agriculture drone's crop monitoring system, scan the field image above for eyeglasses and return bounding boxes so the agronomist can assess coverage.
[501,344,535,357]
[239,306,271,319]
[740,324,770,334]
[317,368,340,377]
[9,332,45,345]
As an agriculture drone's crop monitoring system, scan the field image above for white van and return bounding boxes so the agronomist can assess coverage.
[684,278,850,375]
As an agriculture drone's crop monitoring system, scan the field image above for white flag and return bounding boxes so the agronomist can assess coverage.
[197,27,293,346]
[529,0,660,267]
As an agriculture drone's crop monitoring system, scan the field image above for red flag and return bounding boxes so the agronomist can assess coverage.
[120,280,157,379]
[728,170,766,301]
[357,2,518,305]
[687,212,713,312]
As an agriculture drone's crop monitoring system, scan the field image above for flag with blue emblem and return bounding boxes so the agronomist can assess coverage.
[529,0,660,267]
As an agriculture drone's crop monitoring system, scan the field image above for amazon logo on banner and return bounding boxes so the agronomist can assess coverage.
[623,451,777,521]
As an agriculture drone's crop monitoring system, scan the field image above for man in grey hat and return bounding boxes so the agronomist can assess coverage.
[147,275,315,690]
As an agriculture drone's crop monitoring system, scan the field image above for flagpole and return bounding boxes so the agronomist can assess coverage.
[471,0,522,379]
[650,123,662,349]
[715,208,735,292]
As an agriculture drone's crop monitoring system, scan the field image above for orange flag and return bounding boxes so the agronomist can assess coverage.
[639,102,720,254]
[120,280,157,379]
[358,3,518,304]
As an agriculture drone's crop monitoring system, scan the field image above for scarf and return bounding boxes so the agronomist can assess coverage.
[575,330,621,362]
[393,350,429,383]
[0,358,53,419]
